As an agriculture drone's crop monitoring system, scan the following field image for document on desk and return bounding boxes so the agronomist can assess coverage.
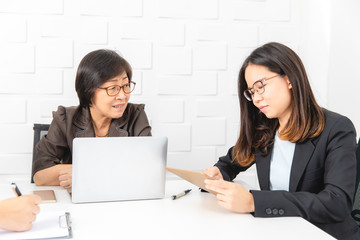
[0,211,72,240]
[166,168,218,194]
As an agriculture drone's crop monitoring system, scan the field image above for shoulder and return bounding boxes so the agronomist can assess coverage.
[314,108,357,147]
[52,105,81,124]
[124,103,147,120]
[126,103,145,114]
[322,108,355,132]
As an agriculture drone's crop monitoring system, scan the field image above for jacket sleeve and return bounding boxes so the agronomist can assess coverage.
[32,106,70,178]
[251,116,357,224]
[214,147,253,181]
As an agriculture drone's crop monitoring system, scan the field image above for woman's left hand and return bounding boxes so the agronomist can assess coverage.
[205,179,255,213]
[59,168,72,189]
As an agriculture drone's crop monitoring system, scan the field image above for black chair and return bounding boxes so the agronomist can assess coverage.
[356,138,360,197]
[31,123,50,183]
[352,138,360,225]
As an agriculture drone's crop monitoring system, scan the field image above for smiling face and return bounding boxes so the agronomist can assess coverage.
[90,71,130,121]
[244,64,293,127]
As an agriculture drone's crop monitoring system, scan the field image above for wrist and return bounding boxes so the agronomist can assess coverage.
[249,192,255,213]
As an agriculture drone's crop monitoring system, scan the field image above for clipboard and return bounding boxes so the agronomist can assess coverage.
[0,211,72,239]
[166,167,218,194]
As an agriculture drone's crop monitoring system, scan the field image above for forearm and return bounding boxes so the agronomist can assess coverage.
[33,164,72,186]
[251,186,352,223]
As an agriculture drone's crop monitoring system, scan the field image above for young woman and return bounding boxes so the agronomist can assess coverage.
[203,42,360,239]
[33,49,151,188]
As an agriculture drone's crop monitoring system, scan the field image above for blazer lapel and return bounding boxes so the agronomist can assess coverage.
[288,139,315,192]
[72,107,95,138]
[255,148,272,190]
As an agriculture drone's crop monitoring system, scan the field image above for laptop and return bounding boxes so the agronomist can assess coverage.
[71,136,168,203]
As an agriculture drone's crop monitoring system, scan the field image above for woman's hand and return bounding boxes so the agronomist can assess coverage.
[205,179,255,213]
[202,167,223,180]
[0,195,41,232]
[59,167,72,189]
[34,164,72,187]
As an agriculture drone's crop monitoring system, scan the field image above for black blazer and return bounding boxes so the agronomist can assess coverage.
[215,109,360,240]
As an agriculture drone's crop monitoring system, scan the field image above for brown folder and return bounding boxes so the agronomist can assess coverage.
[166,167,217,194]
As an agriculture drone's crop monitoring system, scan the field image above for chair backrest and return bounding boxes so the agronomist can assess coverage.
[356,138,360,197]
[31,123,50,183]
[352,138,360,226]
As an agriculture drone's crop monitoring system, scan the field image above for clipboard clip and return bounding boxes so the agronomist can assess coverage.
[59,212,73,238]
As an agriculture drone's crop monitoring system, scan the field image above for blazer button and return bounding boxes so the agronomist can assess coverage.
[279,209,285,215]
[272,208,278,215]
[265,208,272,215]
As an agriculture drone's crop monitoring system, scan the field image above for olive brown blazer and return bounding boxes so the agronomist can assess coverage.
[32,103,151,179]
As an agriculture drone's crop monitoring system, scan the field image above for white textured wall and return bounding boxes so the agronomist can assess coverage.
[0,0,357,176]
[327,0,360,138]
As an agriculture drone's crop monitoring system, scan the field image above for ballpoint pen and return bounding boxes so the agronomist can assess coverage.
[11,182,22,196]
[172,189,192,200]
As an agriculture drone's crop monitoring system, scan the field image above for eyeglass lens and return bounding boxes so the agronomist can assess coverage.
[244,81,265,101]
[107,83,134,96]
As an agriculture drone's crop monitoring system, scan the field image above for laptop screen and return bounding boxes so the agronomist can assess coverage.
[72,136,168,203]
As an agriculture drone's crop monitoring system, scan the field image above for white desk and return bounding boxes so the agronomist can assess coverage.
[0,176,334,240]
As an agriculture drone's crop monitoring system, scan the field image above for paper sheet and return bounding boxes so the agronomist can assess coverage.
[0,211,71,240]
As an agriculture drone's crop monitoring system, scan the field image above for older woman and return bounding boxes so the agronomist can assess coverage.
[33,49,151,188]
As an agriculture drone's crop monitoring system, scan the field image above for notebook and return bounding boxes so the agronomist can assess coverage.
[72,136,168,203]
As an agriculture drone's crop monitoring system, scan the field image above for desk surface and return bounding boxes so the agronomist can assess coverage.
[0,175,334,240]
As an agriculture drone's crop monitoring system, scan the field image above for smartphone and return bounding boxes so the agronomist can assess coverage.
[33,190,57,203]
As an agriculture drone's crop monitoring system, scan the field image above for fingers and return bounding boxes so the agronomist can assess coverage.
[203,167,223,180]
[59,176,72,188]
[59,167,72,174]
[28,194,42,204]
[59,179,71,188]
[59,173,70,181]
[59,170,72,188]
[32,204,40,215]
[205,181,255,213]
[204,179,233,193]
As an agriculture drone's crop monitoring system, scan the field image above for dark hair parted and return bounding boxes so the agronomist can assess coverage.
[75,49,132,108]
[233,42,325,166]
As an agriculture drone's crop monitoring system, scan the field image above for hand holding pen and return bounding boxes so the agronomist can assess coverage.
[0,183,42,232]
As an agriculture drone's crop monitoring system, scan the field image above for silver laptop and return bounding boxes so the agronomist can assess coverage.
[72,136,168,203]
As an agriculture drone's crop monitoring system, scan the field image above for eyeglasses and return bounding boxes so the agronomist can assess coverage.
[243,75,280,101]
[98,81,136,96]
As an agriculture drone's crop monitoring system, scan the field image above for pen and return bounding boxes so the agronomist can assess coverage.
[172,189,192,200]
[11,182,22,196]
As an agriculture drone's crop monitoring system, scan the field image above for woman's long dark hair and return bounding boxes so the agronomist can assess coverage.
[233,42,325,166]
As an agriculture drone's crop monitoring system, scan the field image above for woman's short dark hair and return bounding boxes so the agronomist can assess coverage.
[233,42,325,166]
[75,49,132,108]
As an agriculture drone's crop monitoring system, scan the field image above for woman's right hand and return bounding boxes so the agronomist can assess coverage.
[0,195,41,232]
[202,167,223,180]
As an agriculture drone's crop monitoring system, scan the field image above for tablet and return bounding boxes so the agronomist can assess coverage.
[166,168,218,194]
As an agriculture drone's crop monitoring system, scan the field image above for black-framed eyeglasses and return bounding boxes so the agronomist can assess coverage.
[243,75,280,101]
[98,81,136,96]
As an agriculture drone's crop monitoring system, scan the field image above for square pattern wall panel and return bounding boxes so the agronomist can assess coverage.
[0,0,298,173]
